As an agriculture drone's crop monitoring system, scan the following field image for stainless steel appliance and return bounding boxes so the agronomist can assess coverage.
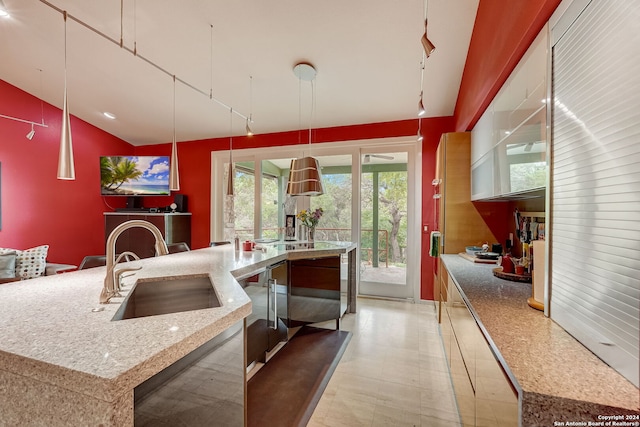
[239,261,288,368]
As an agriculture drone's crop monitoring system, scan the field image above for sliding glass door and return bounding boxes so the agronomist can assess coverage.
[359,150,411,299]
[211,139,421,301]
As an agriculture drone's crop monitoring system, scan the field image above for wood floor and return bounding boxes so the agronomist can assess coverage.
[307,298,461,427]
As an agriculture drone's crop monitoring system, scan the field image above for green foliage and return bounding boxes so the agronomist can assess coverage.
[311,174,352,240]
[230,163,408,262]
[510,162,546,192]
[100,157,143,191]
[233,168,255,236]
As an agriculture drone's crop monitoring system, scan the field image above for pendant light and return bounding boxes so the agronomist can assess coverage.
[57,11,75,180]
[246,75,254,136]
[169,75,180,191]
[286,62,324,197]
[226,108,234,196]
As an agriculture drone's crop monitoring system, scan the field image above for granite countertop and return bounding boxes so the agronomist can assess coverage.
[0,241,355,403]
[440,254,639,413]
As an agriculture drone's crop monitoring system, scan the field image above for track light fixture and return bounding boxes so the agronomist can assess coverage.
[418,91,426,117]
[26,123,36,140]
[421,0,435,58]
[421,22,436,57]
[1,70,47,136]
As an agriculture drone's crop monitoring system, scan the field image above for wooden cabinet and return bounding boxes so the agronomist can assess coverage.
[104,213,191,258]
[440,262,519,426]
[434,132,497,304]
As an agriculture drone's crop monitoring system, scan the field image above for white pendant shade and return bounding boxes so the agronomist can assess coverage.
[57,85,75,180]
[286,156,324,196]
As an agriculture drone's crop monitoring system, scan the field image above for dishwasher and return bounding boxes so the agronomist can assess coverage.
[238,261,288,371]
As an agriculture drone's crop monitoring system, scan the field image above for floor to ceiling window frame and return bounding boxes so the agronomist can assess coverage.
[210,137,422,302]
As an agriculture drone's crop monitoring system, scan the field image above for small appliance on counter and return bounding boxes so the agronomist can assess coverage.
[527,240,545,310]
[458,245,500,264]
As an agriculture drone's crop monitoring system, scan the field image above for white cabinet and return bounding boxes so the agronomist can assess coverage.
[471,26,548,200]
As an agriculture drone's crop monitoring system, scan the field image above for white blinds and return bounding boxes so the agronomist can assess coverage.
[551,0,640,387]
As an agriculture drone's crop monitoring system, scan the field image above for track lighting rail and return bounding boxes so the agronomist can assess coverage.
[39,0,249,121]
[0,114,48,128]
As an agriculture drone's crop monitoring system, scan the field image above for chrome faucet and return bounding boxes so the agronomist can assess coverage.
[100,220,169,304]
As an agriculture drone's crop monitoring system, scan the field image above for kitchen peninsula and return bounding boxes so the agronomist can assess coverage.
[439,254,639,426]
[0,241,356,426]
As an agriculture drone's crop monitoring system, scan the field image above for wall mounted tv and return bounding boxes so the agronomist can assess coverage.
[100,156,171,196]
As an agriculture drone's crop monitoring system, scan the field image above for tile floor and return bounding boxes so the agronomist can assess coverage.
[308,297,461,427]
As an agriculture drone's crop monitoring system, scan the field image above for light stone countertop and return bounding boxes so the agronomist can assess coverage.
[440,254,639,416]
[0,241,355,405]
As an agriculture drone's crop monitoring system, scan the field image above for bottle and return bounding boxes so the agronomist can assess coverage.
[234,236,240,251]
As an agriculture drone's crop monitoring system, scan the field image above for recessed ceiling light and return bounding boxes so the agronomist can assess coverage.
[0,0,9,18]
[103,111,116,120]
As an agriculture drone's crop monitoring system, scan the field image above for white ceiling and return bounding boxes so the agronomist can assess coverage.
[0,0,479,146]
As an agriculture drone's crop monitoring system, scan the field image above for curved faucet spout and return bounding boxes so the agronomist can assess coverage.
[110,251,142,295]
[100,220,169,304]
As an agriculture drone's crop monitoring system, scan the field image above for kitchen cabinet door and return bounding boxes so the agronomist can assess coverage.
[441,279,519,426]
[289,257,341,326]
[470,27,548,201]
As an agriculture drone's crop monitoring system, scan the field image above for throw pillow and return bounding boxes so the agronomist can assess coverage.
[0,245,49,280]
[0,251,16,279]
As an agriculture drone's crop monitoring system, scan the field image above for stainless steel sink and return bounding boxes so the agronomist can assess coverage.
[112,274,221,321]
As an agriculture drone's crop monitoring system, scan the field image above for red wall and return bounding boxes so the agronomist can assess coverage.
[1,0,560,298]
[420,117,456,300]
[454,0,561,131]
[0,80,134,266]
[137,117,455,300]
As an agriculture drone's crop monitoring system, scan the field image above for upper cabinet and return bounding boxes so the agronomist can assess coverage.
[471,27,548,200]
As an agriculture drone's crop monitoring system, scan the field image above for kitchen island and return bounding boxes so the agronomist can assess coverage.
[0,241,356,426]
[439,254,639,426]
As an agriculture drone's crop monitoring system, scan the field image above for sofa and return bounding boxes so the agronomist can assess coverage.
[0,245,75,283]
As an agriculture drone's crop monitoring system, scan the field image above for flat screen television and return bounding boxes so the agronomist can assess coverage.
[100,156,171,196]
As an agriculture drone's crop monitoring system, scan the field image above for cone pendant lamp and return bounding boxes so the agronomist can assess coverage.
[226,109,234,196]
[169,138,180,191]
[57,11,75,180]
[169,75,180,191]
